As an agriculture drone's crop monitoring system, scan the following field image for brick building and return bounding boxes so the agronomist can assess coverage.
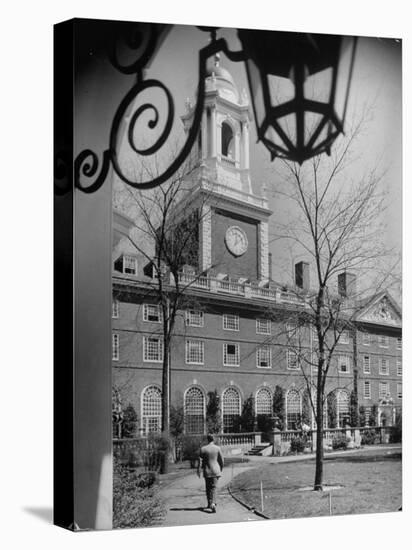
[112,59,402,437]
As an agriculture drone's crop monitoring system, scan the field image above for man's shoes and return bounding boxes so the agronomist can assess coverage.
[211,504,217,513]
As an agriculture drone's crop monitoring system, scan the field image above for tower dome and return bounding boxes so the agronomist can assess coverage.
[206,54,239,103]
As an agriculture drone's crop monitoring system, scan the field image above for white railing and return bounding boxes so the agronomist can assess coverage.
[217,279,245,295]
[177,272,306,307]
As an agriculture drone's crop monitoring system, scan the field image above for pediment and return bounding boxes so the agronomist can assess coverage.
[358,294,401,327]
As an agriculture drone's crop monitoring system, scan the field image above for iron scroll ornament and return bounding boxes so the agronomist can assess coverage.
[73,30,246,194]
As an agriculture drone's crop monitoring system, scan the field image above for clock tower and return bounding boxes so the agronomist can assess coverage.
[181,54,272,282]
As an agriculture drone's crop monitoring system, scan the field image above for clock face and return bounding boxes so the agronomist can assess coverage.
[225,226,248,257]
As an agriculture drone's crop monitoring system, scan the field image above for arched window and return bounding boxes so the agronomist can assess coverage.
[185,387,205,434]
[336,389,350,428]
[256,387,272,416]
[286,388,301,430]
[222,387,241,433]
[141,385,162,435]
[221,122,234,158]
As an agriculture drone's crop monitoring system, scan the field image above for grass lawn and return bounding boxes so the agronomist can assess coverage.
[230,448,402,519]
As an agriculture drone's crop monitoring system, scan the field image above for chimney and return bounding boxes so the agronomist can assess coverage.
[338,271,356,298]
[295,261,310,290]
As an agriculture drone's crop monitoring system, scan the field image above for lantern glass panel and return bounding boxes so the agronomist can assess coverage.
[334,36,356,122]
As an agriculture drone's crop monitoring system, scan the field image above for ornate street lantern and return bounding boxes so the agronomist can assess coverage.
[68,24,358,195]
[238,30,358,163]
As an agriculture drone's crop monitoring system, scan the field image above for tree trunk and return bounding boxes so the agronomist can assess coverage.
[160,339,170,474]
[314,361,324,491]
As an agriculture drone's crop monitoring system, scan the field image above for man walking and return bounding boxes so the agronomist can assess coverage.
[197,434,224,513]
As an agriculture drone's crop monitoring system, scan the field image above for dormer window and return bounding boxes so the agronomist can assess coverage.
[114,254,138,276]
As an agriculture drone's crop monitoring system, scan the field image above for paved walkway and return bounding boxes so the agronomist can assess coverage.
[159,444,401,527]
[160,462,261,526]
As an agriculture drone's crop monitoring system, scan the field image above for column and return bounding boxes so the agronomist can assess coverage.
[201,108,208,159]
[235,131,240,168]
[210,107,216,158]
[242,121,250,170]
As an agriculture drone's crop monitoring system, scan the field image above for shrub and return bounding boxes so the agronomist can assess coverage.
[332,434,348,450]
[390,412,402,443]
[206,390,222,433]
[290,436,306,453]
[113,459,165,528]
[181,435,204,467]
[361,429,379,446]
[240,395,255,432]
[273,385,285,430]
[122,404,138,438]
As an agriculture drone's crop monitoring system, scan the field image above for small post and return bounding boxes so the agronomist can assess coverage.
[260,480,264,513]
[329,491,332,515]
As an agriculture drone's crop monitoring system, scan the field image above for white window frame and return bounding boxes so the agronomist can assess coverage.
[185,339,205,365]
[364,380,371,399]
[397,360,402,377]
[340,330,349,344]
[338,355,351,374]
[185,309,204,328]
[256,318,271,335]
[396,337,402,350]
[143,336,164,363]
[256,346,272,368]
[223,314,239,331]
[112,299,119,319]
[397,383,402,399]
[378,335,389,348]
[379,358,389,376]
[286,348,300,370]
[363,355,371,374]
[379,381,389,399]
[112,333,119,361]
[362,332,370,346]
[123,255,138,275]
[223,343,240,366]
[143,304,162,323]
[286,323,299,343]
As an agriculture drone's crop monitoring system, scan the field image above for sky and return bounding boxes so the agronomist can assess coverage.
[113,23,402,293]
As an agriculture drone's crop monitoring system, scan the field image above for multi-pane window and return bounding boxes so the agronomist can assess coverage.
[364,407,371,425]
[223,314,239,331]
[223,343,240,366]
[256,346,272,368]
[142,385,162,434]
[143,304,162,323]
[379,381,389,399]
[124,255,137,274]
[364,380,371,399]
[185,340,204,365]
[185,309,204,327]
[287,349,299,370]
[286,323,299,343]
[340,330,349,344]
[336,390,350,428]
[397,360,402,377]
[286,389,301,430]
[143,336,163,362]
[363,355,371,374]
[112,299,119,319]
[222,387,241,433]
[185,387,205,434]
[397,383,402,399]
[379,358,389,375]
[397,337,402,350]
[362,332,370,346]
[112,333,119,361]
[378,335,389,348]
[312,328,319,346]
[255,387,272,416]
[338,355,350,374]
[256,318,271,335]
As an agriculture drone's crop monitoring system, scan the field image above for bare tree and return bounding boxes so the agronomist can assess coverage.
[113,153,217,470]
[268,108,399,490]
